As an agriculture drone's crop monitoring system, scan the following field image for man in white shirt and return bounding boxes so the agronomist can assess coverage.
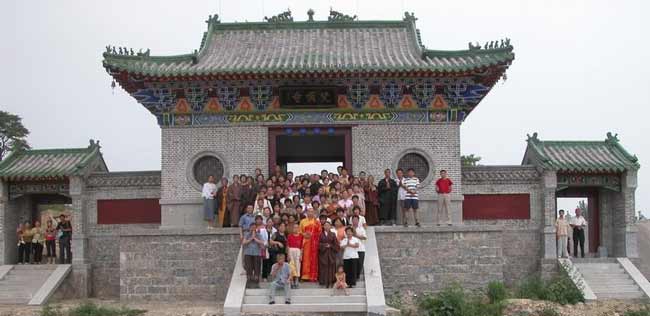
[352,216,366,280]
[570,208,587,258]
[202,175,218,227]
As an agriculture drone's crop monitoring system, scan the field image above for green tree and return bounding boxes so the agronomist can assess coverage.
[0,110,30,161]
[461,154,482,167]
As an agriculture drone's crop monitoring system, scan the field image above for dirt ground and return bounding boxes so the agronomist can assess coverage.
[1,299,648,316]
[0,300,223,316]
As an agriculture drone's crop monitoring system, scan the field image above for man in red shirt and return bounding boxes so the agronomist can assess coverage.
[435,170,453,226]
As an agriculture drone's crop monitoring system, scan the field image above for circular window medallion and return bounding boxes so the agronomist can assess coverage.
[192,156,224,186]
[397,153,430,182]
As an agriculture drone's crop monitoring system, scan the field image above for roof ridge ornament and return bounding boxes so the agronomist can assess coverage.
[206,14,220,25]
[328,8,357,22]
[606,132,620,144]
[264,9,293,23]
[483,38,512,50]
[307,9,315,22]
[104,45,149,57]
[403,12,417,22]
[526,132,540,144]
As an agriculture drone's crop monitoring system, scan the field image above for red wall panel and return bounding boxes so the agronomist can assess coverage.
[97,199,161,224]
[463,194,530,220]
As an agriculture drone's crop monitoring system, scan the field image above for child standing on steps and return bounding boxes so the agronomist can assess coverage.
[287,223,303,289]
[333,265,349,296]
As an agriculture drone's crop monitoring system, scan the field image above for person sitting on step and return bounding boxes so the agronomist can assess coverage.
[268,253,291,305]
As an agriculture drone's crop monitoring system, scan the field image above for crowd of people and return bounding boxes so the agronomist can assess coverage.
[201,165,454,304]
[16,213,73,265]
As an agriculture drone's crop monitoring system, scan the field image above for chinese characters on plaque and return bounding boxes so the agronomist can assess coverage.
[279,86,338,109]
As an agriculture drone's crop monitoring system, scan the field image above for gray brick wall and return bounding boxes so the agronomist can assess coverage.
[118,229,239,301]
[84,171,162,298]
[461,166,544,284]
[352,123,461,198]
[161,126,268,202]
[376,226,504,296]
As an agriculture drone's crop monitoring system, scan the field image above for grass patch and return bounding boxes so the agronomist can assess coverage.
[41,302,146,316]
[625,305,650,316]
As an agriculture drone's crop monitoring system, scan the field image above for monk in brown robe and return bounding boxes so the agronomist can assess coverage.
[240,176,256,217]
[318,221,339,287]
[227,175,242,227]
[215,177,229,227]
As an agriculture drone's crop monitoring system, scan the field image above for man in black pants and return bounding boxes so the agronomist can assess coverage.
[570,208,587,258]
[56,214,73,264]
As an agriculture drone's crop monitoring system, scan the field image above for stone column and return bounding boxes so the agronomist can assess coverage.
[69,176,91,297]
[541,170,557,259]
[0,180,7,265]
[621,170,638,258]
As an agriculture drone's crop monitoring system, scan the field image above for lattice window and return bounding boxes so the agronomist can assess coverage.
[380,81,402,108]
[397,153,430,181]
[193,156,224,185]
[218,86,239,110]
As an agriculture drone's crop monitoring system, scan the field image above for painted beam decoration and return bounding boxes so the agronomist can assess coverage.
[123,77,487,126]
[557,173,621,192]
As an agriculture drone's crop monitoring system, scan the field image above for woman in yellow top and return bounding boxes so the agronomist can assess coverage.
[299,208,321,281]
[20,222,35,264]
[32,221,45,264]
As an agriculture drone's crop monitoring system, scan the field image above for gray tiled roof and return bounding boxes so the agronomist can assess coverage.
[0,141,106,180]
[523,133,640,173]
[103,19,514,77]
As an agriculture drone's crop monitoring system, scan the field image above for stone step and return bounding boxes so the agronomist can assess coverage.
[0,297,30,304]
[257,281,365,289]
[595,291,645,299]
[577,267,625,273]
[587,279,636,287]
[241,302,367,313]
[245,287,365,296]
[591,285,641,292]
[11,265,57,270]
[244,294,366,304]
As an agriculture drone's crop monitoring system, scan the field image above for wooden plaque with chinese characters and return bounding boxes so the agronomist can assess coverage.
[279,86,338,109]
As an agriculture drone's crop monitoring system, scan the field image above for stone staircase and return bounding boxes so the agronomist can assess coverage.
[0,264,71,305]
[573,258,646,300]
[242,280,367,314]
[224,227,386,315]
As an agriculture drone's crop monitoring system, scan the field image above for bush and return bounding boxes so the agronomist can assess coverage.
[514,277,546,300]
[514,269,584,305]
[418,284,505,316]
[41,302,145,316]
[487,281,507,304]
[539,307,560,316]
[40,305,64,316]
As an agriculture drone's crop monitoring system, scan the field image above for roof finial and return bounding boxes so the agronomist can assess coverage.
[606,132,620,143]
[206,14,220,25]
[307,9,315,22]
[89,139,96,147]
[403,12,417,22]
[526,132,539,143]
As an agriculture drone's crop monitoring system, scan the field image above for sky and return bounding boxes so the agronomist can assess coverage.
[2,0,648,215]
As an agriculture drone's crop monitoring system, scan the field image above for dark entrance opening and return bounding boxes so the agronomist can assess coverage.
[268,127,352,175]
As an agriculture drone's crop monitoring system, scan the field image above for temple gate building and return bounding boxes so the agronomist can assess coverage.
[0,9,646,312]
